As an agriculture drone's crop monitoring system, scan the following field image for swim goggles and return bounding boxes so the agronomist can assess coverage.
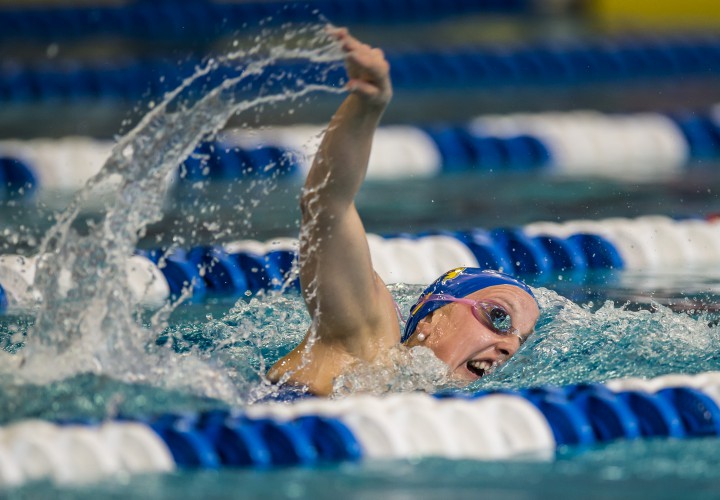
[422,293,525,344]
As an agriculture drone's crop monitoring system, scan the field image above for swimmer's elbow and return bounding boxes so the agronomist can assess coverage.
[267,355,334,397]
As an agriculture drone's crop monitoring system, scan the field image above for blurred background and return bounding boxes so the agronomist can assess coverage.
[0,0,719,261]
[3,3,720,492]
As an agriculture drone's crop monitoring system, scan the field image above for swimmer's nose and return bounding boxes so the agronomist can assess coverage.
[495,336,520,358]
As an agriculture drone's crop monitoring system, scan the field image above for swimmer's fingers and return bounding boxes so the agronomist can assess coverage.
[325,26,348,38]
[326,26,361,51]
[347,55,391,105]
[328,26,381,68]
[330,27,376,62]
[346,78,383,99]
[329,27,392,105]
[346,49,390,85]
[328,26,367,57]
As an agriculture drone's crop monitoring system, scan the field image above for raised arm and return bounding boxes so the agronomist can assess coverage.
[268,29,400,395]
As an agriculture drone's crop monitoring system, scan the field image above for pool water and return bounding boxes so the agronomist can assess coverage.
[2,24,720,499]
[4,274,720,498]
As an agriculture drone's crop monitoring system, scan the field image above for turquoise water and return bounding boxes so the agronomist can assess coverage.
[2,24,720,498]
[3,278,720,498]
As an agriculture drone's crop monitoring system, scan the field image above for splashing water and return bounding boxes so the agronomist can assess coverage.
[479,286,720,391]
[6,25,346,404]
[1,23,719,416]
[183,283,720,398]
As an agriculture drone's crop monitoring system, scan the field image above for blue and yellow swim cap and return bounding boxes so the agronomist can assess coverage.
[402,267,535,342]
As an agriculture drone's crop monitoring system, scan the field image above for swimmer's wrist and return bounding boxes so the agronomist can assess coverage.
[346,79,392,111]
[339,94,389,121]
[348,89,392,116]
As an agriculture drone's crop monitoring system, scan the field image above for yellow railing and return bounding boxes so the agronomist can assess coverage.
[591,0,720,28]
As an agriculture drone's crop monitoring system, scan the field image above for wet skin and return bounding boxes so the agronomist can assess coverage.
[267,28,540,395]
[404,285,540,382]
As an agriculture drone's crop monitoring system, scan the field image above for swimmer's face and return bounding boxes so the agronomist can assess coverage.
[406,284,539,382]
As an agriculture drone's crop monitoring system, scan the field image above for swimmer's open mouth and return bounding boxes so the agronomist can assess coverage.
[466,359,493,378]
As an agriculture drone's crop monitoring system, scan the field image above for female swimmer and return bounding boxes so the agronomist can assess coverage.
[268,28,540,396]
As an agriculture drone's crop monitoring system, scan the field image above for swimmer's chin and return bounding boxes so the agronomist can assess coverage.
[407,345,491,385]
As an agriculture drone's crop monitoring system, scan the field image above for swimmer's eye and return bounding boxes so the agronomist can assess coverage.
[423,294,521,339]
[480,304,513,333]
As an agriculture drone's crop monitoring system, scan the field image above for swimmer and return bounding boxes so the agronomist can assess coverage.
[268,28,540,396]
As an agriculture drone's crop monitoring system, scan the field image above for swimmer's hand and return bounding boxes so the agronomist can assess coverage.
[329,27,393,108]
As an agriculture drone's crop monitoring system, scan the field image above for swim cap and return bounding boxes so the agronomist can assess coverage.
[402,267,535,342]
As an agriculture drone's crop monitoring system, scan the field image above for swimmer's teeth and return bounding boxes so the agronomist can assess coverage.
[467,360,492,377]
[471,360,492,370]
